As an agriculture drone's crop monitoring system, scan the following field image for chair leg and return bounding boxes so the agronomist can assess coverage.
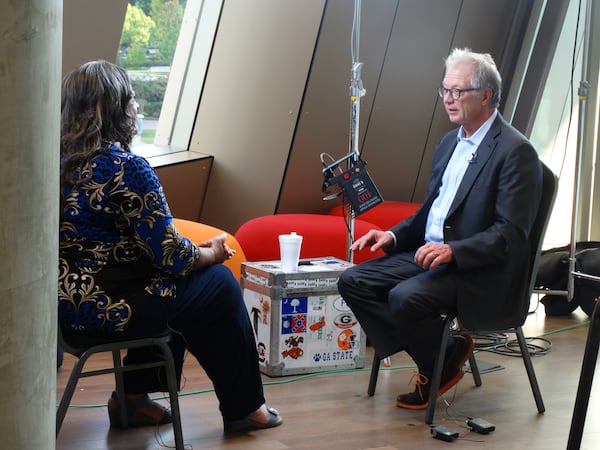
[425,315,453,424]
[468,353,482,386]
[367,353,381,396]
[56,352,93,436]
[515,327,545,413]
[56,336,185,448]
[156,340,185,450]
[112,349,129,428]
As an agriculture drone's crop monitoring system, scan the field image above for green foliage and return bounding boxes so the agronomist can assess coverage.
[121,1,188,118]
[121,4,155,48]
[121,1,185,67]
[130,77,168,118]
[126,45,147,67]
[151,0,184,63]
[131,0,152,15]
[140,128,156,144]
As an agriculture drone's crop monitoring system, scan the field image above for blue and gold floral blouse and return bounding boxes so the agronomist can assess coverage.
[58,145,201,336]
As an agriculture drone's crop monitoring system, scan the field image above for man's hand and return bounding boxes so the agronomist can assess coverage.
[414,242,453,270]
[350,229,394,253]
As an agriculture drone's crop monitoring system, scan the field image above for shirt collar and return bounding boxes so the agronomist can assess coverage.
[457,110,498,145]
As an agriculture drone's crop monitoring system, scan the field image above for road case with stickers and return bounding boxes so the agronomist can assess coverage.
[241,257,366,377]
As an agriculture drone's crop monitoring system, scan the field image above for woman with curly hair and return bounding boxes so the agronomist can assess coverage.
[58,60,281,432]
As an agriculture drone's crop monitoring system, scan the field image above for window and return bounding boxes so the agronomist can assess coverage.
[527,0,597,247]
[118,0,223,155]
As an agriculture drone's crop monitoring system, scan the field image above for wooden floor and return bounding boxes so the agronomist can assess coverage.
[56,301,600,450]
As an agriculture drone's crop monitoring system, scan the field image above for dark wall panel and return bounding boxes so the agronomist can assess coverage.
[413,0,528,200]
[277,0,399,214]
[360,0,461,203]
[277,0,534,215]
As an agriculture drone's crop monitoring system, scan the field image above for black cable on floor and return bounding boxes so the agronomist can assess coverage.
[468,332,552,357]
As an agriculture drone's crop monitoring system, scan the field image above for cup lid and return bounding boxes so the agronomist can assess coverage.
[279,231,302,239]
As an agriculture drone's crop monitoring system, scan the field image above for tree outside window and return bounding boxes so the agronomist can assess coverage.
[117,0,187,144]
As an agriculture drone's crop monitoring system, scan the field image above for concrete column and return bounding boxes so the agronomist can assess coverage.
[0,1,62,449]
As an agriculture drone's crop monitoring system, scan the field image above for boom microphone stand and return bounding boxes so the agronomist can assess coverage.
[345,58,366,262]
[320,0,365,263]
[344,0,366,262]
[321,0,382,262]
[321,0,383,262]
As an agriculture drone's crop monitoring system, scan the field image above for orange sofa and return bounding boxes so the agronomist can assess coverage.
[173,218,247,280]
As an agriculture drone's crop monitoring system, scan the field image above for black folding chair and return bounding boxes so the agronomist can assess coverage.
[56,328,184,449]
[368,162,558,424]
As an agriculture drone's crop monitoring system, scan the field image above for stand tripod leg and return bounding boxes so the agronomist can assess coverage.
[567,300,600,449]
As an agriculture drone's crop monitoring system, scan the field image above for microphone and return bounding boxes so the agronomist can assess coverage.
[468,152,477,164]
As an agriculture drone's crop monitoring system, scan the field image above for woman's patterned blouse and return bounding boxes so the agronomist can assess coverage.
[58,145,201,335]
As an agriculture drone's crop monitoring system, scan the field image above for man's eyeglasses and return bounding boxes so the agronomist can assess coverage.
[438,85,481,100]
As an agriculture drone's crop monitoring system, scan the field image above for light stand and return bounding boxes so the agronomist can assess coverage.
[565,1,599,447]
[533,0,592,303]
[566,0,594,302]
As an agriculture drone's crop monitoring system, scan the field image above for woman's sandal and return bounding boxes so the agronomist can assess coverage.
[107,391,173,428]
[224,406,283,433]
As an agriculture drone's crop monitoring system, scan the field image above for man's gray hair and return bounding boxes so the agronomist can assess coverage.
[445,48,502,108]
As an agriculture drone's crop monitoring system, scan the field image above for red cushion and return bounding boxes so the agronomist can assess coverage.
[234,214,384,264]
[329,201,420,231]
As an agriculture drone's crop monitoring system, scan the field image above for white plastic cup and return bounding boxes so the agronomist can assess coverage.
[279,232,303,272]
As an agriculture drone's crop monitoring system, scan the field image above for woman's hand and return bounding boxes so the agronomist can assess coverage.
[195,233,236,269]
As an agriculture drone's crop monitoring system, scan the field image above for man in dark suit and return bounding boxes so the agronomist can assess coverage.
[337,48,542,409]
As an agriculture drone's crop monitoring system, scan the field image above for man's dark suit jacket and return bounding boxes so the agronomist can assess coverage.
[388,113,543,330]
